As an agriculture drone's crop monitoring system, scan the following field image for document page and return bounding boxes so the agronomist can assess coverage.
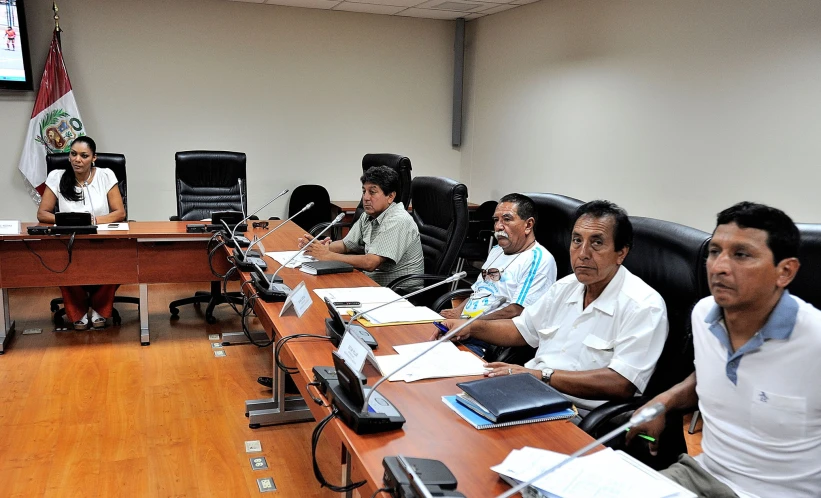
[491,447,693,498]
[265,251,316,268]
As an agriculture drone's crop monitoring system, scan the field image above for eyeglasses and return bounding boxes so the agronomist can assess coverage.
[252,221,269,229]
[481,268,504,281]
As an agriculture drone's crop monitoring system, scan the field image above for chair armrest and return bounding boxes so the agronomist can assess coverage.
[578,397,646,435]
[431,288,474,313]
[170,215,181,221]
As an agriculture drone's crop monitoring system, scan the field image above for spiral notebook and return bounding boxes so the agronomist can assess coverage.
[442,395,576,430]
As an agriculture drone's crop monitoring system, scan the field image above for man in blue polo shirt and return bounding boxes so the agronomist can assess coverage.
[628,202,821,498]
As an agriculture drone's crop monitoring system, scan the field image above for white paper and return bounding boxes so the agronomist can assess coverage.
[96,222,130,231]
[373,341,486,382]
[313,286,407,307]
[491,447,694,498]
[265,250,316,268]
[362,305,443,324]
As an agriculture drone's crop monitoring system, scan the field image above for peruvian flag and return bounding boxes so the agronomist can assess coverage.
[17,30,85,198]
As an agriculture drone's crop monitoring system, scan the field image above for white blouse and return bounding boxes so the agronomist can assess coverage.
[45,168,118,218]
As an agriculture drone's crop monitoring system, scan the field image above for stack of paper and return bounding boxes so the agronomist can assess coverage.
[313,286,405,307]
[491,447,695,498]
[359,304,443,325]
[373,341,486,382]
[265,251,316,268]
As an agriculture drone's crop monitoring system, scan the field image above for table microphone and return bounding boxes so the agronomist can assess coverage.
[232,202,314,272]
[360,296,507,414]
[495,402,666,498]
[328,271,468,346]
[225,187,289,249]
[251,212,344,301]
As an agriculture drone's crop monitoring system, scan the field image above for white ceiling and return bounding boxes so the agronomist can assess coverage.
[230,0,539,20]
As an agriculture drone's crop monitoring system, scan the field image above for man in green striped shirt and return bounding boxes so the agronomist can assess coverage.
[301,166,424,287]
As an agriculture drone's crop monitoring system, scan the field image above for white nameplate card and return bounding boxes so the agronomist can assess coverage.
[279,281,312,317]
[337,331,370,372]
[0,220,21,235]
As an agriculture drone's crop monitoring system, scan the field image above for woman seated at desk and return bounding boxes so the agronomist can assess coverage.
[36,136,125,330]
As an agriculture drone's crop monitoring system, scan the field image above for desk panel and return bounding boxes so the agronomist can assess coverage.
[0,238,138,288]
[137,240,221,283]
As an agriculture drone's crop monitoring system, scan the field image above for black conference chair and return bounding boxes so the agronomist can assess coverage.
[579,216,711,470]
[431,193,585,365]
[388,176,469,305]
[453,200,498,278]
[791,224,821,309]
[168,150,247,324]
[45,152,140,327]
[286,184,334,235]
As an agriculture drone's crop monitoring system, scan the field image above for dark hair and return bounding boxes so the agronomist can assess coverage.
[715,201,800,264]
[360,166,399,202]
[499,193,538,229]
[58,136,97,202]
[572,200,633,251]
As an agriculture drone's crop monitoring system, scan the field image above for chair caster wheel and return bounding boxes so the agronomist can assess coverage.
[170,307,180,319]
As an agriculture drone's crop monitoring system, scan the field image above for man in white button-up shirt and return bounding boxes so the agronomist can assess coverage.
[628,202,821,498]
[439,200,668,411]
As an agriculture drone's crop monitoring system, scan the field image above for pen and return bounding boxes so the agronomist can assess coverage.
[333,301,360,307]
[433,322,449,336]
[625,428,656,442]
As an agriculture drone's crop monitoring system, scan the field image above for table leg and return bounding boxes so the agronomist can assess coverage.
[140,284,150,346]
[245,347,313,427]
[342,446,354,498]
[0,288,14,354]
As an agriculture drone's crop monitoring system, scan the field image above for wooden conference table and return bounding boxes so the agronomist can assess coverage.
[0,221,228,353]
[233,220,596,497]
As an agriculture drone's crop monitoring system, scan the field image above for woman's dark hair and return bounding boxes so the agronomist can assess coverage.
[572,200,633,251]
[716,201,800,264]
[58,136,97,202]
[360,166,400,202]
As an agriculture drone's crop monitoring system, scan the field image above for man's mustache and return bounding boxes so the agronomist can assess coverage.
[494,231,508,239]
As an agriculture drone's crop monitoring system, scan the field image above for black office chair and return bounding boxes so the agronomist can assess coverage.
[579,216,711,470]
[168,150,247,324]
[453,200,498,277]
[286,184,334,235]
[45,152,140,327]
[791,224,821,309]
[388,176,469,305]
[431,193,585,365]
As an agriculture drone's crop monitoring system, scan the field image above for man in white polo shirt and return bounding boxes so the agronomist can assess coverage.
[438,200,668,412]
[628,202,821,498]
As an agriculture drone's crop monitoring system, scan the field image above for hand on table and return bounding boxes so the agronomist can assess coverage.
[483,362,540,379]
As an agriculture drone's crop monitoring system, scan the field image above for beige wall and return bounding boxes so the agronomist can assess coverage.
[462,0,821,231]
[0,0,460,220]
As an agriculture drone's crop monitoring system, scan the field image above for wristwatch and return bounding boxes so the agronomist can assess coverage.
[541,367,554,385]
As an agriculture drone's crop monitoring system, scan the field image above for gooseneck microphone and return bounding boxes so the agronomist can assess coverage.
[241,201,314,261]
[251,212,344,301]
[344,271,467,339]
[360,295,507,413]
[229,202,314,272]
[495,402,666,498]
[226,188,290,247]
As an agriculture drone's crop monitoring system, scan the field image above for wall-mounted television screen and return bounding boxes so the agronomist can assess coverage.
[0,0,34,91]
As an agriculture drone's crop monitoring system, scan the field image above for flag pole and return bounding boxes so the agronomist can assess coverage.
[52,2,61,46]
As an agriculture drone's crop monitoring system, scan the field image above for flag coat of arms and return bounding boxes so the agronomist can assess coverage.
[17,30,85,197]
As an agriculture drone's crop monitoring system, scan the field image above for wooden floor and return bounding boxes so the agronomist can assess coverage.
[0,283,339,498]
